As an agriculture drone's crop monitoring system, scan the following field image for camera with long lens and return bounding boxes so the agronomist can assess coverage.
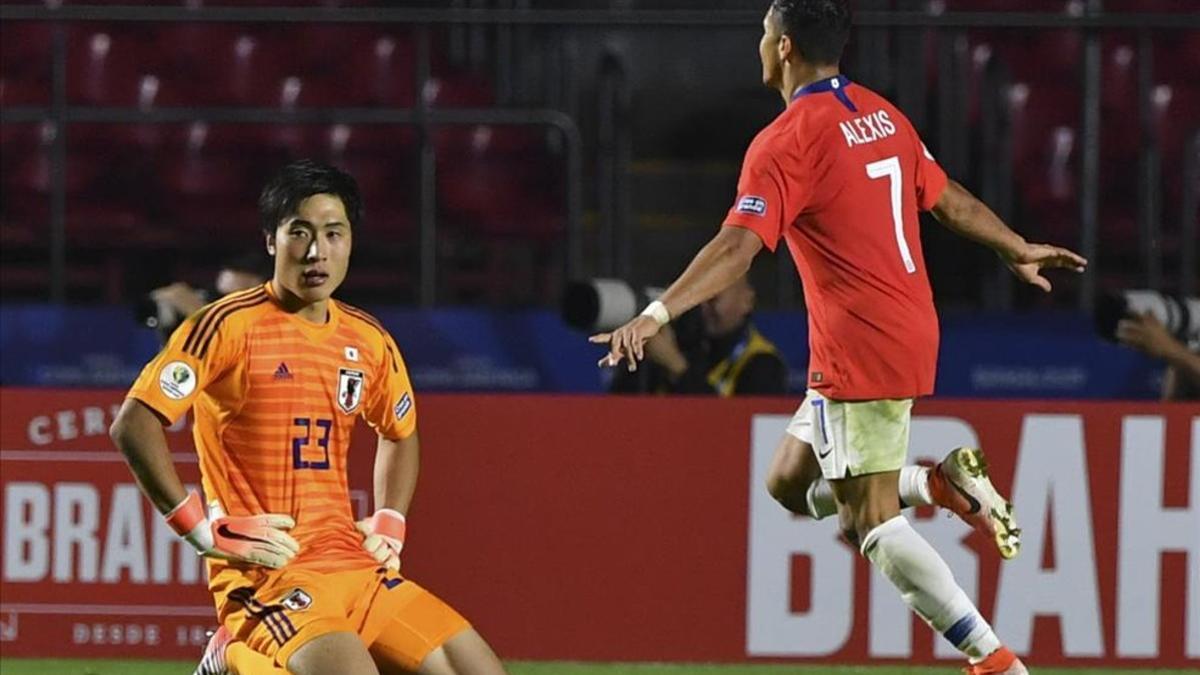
[1095,290,1200,345]
[133,287,211,344]
[561,279,666,332]
[561,278,704,347]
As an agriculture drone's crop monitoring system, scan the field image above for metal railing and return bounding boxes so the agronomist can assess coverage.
[2,3,1198,309]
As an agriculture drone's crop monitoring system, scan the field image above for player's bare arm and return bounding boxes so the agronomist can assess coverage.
[590,225,762,370]
[376,432,420,513]
[357,433,420,571]
[111,398,191,512]
[111,398,300,568]
[931,179,1088,292]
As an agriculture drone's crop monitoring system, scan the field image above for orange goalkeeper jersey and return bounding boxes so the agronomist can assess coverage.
[126,283,417,578]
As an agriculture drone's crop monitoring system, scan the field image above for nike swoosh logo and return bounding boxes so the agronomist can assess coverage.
[216,524,273,545]
[382,578,404,590]
[817,447,832,459]
[948,480,982,514]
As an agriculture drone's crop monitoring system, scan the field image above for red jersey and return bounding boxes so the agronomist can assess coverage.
[723,75,948,400]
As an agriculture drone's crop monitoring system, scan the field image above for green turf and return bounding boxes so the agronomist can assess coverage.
[1,660,1197,675]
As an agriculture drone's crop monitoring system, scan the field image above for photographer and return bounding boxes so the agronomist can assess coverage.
[1117,312,1200,401]
[141,253,267,344]
[611,275,787,396]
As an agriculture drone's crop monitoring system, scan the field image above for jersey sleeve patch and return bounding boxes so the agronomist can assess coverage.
[735,195,768,217]
[393,393,412,421]
[157,361,198,400]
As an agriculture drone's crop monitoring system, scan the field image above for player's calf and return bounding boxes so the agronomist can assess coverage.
[288,631,379,675]
[411,628,507,675]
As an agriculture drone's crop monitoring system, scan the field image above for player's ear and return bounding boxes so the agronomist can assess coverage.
[264,230,276,257]
[778,33,792,62]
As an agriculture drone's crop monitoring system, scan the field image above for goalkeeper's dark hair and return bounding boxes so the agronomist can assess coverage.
[258,159,363,234]
[770,0,852,66]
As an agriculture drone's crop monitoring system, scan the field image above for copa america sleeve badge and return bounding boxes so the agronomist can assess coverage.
[158,361,197,400]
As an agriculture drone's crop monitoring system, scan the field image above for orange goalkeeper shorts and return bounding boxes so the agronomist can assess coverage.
[212,565,470,670]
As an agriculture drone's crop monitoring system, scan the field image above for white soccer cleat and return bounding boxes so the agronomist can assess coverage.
[193,625,232,675]
[930,447,1022,560]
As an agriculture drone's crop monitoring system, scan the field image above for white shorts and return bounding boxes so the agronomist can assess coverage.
[785,389,913,479]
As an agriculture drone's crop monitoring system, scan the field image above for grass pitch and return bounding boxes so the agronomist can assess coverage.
[1,660,1197,675]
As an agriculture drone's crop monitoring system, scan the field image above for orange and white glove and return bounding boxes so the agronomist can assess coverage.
[164,491,300,569]
[356,508,406,571]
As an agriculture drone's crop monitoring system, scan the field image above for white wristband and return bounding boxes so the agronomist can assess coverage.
[640,300,670,327]
[181,518,214,555]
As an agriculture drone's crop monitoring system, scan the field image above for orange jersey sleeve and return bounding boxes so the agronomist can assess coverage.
[126,286,267,423]
[360,330,417,441]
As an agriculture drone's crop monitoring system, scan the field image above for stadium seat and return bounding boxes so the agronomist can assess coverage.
[1153,32,1200,86]
[424,72,495,109]
[437,153,562,239]
[0,22,52,106]
[314,124,418,236]
[66,27,158,106]
[339,30,418,107]
[1152,84,1200,212]
[1006,82,1081,173]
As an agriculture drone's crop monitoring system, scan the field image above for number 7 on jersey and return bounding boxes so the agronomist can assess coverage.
[866,156,917,274]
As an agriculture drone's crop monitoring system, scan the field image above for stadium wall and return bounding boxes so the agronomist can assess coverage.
[0,388,1196,668]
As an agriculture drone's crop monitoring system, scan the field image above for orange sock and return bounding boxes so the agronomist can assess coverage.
[227,640,290,675]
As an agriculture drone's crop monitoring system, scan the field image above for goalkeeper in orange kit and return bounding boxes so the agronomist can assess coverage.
[110,160,506,675]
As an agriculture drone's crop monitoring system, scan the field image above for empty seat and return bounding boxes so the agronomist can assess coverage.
[0,21,52,106]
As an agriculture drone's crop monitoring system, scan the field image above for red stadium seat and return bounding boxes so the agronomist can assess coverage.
[338,31,418,107]
[313,124,418,236]
[1007,81,1081,173]
[0,22,52,106]
[424,72,495,109]
[1152,84,1200,213]
[437,153,562,239]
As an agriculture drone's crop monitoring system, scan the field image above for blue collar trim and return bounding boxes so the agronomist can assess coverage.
[791,74,857,112]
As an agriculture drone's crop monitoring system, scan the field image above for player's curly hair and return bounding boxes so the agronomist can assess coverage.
[769,0,852,65]
[258,159,363,233]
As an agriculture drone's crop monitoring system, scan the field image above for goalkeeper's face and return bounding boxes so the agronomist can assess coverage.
[268,193,353,306]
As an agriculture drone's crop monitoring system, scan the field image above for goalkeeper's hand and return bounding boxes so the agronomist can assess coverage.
[356,508,406,571]
[164,491,300,569]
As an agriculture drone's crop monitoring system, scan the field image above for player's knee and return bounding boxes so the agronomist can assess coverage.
[765,471,789,502]
[765,473,808,515]
[836,511,861,548]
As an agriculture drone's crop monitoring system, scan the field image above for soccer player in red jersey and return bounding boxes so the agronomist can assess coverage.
[592,2,1086,673]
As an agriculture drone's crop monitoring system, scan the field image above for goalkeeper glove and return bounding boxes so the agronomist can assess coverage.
[356,508,406,571]
[163,491,300,569]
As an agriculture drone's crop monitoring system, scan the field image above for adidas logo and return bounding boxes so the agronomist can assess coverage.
[274,362,293,380]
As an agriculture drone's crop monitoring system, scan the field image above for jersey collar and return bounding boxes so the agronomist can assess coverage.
[790,74,857,112]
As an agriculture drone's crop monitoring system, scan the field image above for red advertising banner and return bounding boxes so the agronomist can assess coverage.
[0,388,1196,668]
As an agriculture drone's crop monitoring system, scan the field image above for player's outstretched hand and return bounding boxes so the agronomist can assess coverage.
[1003,242,1088,292]
[207,513,300,569]
[356,508,406,571]
[589,315,662,371]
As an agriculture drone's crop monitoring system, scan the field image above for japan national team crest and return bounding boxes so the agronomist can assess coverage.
[337,368,365,414]
[281,588,312,612]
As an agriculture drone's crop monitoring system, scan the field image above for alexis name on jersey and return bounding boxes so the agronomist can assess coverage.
[839,109,897,148]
